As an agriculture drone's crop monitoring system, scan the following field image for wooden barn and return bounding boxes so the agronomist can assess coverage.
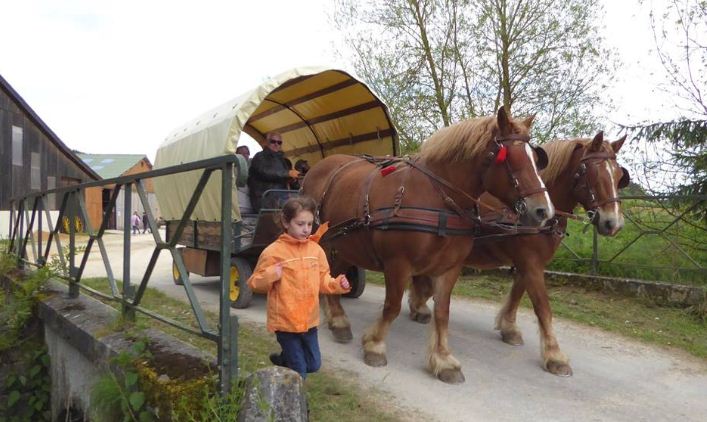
[77,153,159,230]
[0,73,101,237]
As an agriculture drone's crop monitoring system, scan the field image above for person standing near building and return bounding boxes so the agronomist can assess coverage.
[142,211,150,234]
[131,211,140,235]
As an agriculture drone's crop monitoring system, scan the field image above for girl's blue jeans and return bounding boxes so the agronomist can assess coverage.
[275,327,321,379]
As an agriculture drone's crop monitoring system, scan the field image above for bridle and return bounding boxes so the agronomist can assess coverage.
[489,133,549,216]
[572,150,630,224]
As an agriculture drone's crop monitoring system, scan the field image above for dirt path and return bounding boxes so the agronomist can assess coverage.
[81,233,707,422]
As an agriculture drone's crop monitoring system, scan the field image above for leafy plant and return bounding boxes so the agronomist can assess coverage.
[0,256,53,421]
[47,245,87,278]
[0,348,52,421]
[0,264,51,351]
[90,340,156,422]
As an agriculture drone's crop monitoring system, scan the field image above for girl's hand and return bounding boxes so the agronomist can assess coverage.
[340,275,350,290]
[273,263,283,279]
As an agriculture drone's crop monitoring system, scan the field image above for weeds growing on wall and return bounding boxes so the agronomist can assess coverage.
[47,245,87,278]
[90,339,158,422]
[0,348,52,421]
[0,253,52,421]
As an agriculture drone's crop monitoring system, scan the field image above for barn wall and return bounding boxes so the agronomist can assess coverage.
[0,77,100,238]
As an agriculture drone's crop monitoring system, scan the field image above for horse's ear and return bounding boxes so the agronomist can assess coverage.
[589,131,604,152]
[611,134,627,153]
[522,114,535,129]
[497,106,511,134]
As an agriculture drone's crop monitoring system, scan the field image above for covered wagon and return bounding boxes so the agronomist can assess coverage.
[154,66,398,308]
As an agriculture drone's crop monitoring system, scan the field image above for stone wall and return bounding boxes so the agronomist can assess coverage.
[37,279,215,419]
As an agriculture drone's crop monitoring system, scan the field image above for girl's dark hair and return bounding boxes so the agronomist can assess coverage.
[280,196,317,224]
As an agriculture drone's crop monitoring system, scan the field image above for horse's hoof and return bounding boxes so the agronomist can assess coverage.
[330,326,353,343]
[501,331,524,346]
[438,368,465,384]
[410,311,431,324]
[546,360,573,377]
[364,352,387,367]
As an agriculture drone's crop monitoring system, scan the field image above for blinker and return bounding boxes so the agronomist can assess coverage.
[495,145,508,164]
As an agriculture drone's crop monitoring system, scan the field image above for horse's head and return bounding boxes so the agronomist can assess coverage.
[571,131,629,236]
[482,107,554,227]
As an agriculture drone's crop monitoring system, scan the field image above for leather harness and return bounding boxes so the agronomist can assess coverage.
[314,134,551,248]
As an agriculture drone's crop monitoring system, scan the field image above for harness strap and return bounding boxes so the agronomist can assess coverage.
[317,158,367,218]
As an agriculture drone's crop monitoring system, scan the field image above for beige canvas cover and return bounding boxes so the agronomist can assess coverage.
[154,66,398,222]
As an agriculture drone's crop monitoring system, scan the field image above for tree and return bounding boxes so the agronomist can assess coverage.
[621,0,706,198]
[332,0,616,152]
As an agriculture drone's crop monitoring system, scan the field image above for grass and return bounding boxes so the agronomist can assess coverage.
[367,271,707,359]
[551,200,706,286]
[79,277,404,421]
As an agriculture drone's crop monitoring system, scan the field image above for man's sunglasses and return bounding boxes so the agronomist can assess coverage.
[269,140,283,145]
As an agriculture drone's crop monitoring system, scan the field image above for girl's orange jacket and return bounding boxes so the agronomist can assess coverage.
[247,230,349,333]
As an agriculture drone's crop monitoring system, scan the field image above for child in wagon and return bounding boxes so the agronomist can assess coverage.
[247,196,350,379]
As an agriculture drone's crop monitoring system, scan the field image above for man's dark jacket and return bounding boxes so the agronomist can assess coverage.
[247,148,290,211]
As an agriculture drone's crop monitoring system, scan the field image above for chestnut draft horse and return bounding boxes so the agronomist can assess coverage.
[409,132,630,377]
[302,107,554,384]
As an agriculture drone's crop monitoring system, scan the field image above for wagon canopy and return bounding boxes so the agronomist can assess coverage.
[154,66,398,222]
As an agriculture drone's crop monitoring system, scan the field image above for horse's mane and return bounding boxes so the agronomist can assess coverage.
[541,138,615,185]
[419,116,498,163]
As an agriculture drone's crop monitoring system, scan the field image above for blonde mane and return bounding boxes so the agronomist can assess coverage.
[540,138,615,185]
[419,116,499,163]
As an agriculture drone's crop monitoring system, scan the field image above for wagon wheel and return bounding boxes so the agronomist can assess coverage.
[343,266,366,298]
[172,260,187,286]
[230,257,253,309]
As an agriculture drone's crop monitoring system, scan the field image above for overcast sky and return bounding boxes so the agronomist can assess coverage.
[0,0,676,163]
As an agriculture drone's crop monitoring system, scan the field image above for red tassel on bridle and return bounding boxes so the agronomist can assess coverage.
[495,145,508,164]
[380,165,396,176]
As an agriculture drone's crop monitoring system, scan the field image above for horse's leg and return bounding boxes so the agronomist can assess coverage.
[361,262,409,367]
[494,269,526,346]
[324,259,354,343]
[428,267,465,384]
[408,276,433,324]
[324,294,352,343]
[522,263,573,376]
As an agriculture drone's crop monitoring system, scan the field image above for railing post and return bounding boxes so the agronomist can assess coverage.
[37,194,44,266]
[219,162,237,397]
[591,225,599,274]
[123,183,135,320]
[17,201,24,269]
[7,205,14,254]
[69,191,79,298]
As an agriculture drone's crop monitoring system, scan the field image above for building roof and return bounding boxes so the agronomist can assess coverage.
[0,73,100,180]
[77,153,150,179]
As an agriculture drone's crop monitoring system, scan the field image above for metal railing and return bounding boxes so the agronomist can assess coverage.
[554,194,706,284]
[5,155,241,396]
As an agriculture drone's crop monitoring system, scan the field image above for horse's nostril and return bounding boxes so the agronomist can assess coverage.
[605,220,614,231]
[536,208,547,220]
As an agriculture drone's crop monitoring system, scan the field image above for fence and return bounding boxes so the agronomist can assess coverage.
[552,194,706,286]
[5,155,241,397]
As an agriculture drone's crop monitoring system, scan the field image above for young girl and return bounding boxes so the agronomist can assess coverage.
[247,196,350,379]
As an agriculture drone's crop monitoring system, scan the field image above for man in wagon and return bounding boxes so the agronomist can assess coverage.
[248,132,300,211]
